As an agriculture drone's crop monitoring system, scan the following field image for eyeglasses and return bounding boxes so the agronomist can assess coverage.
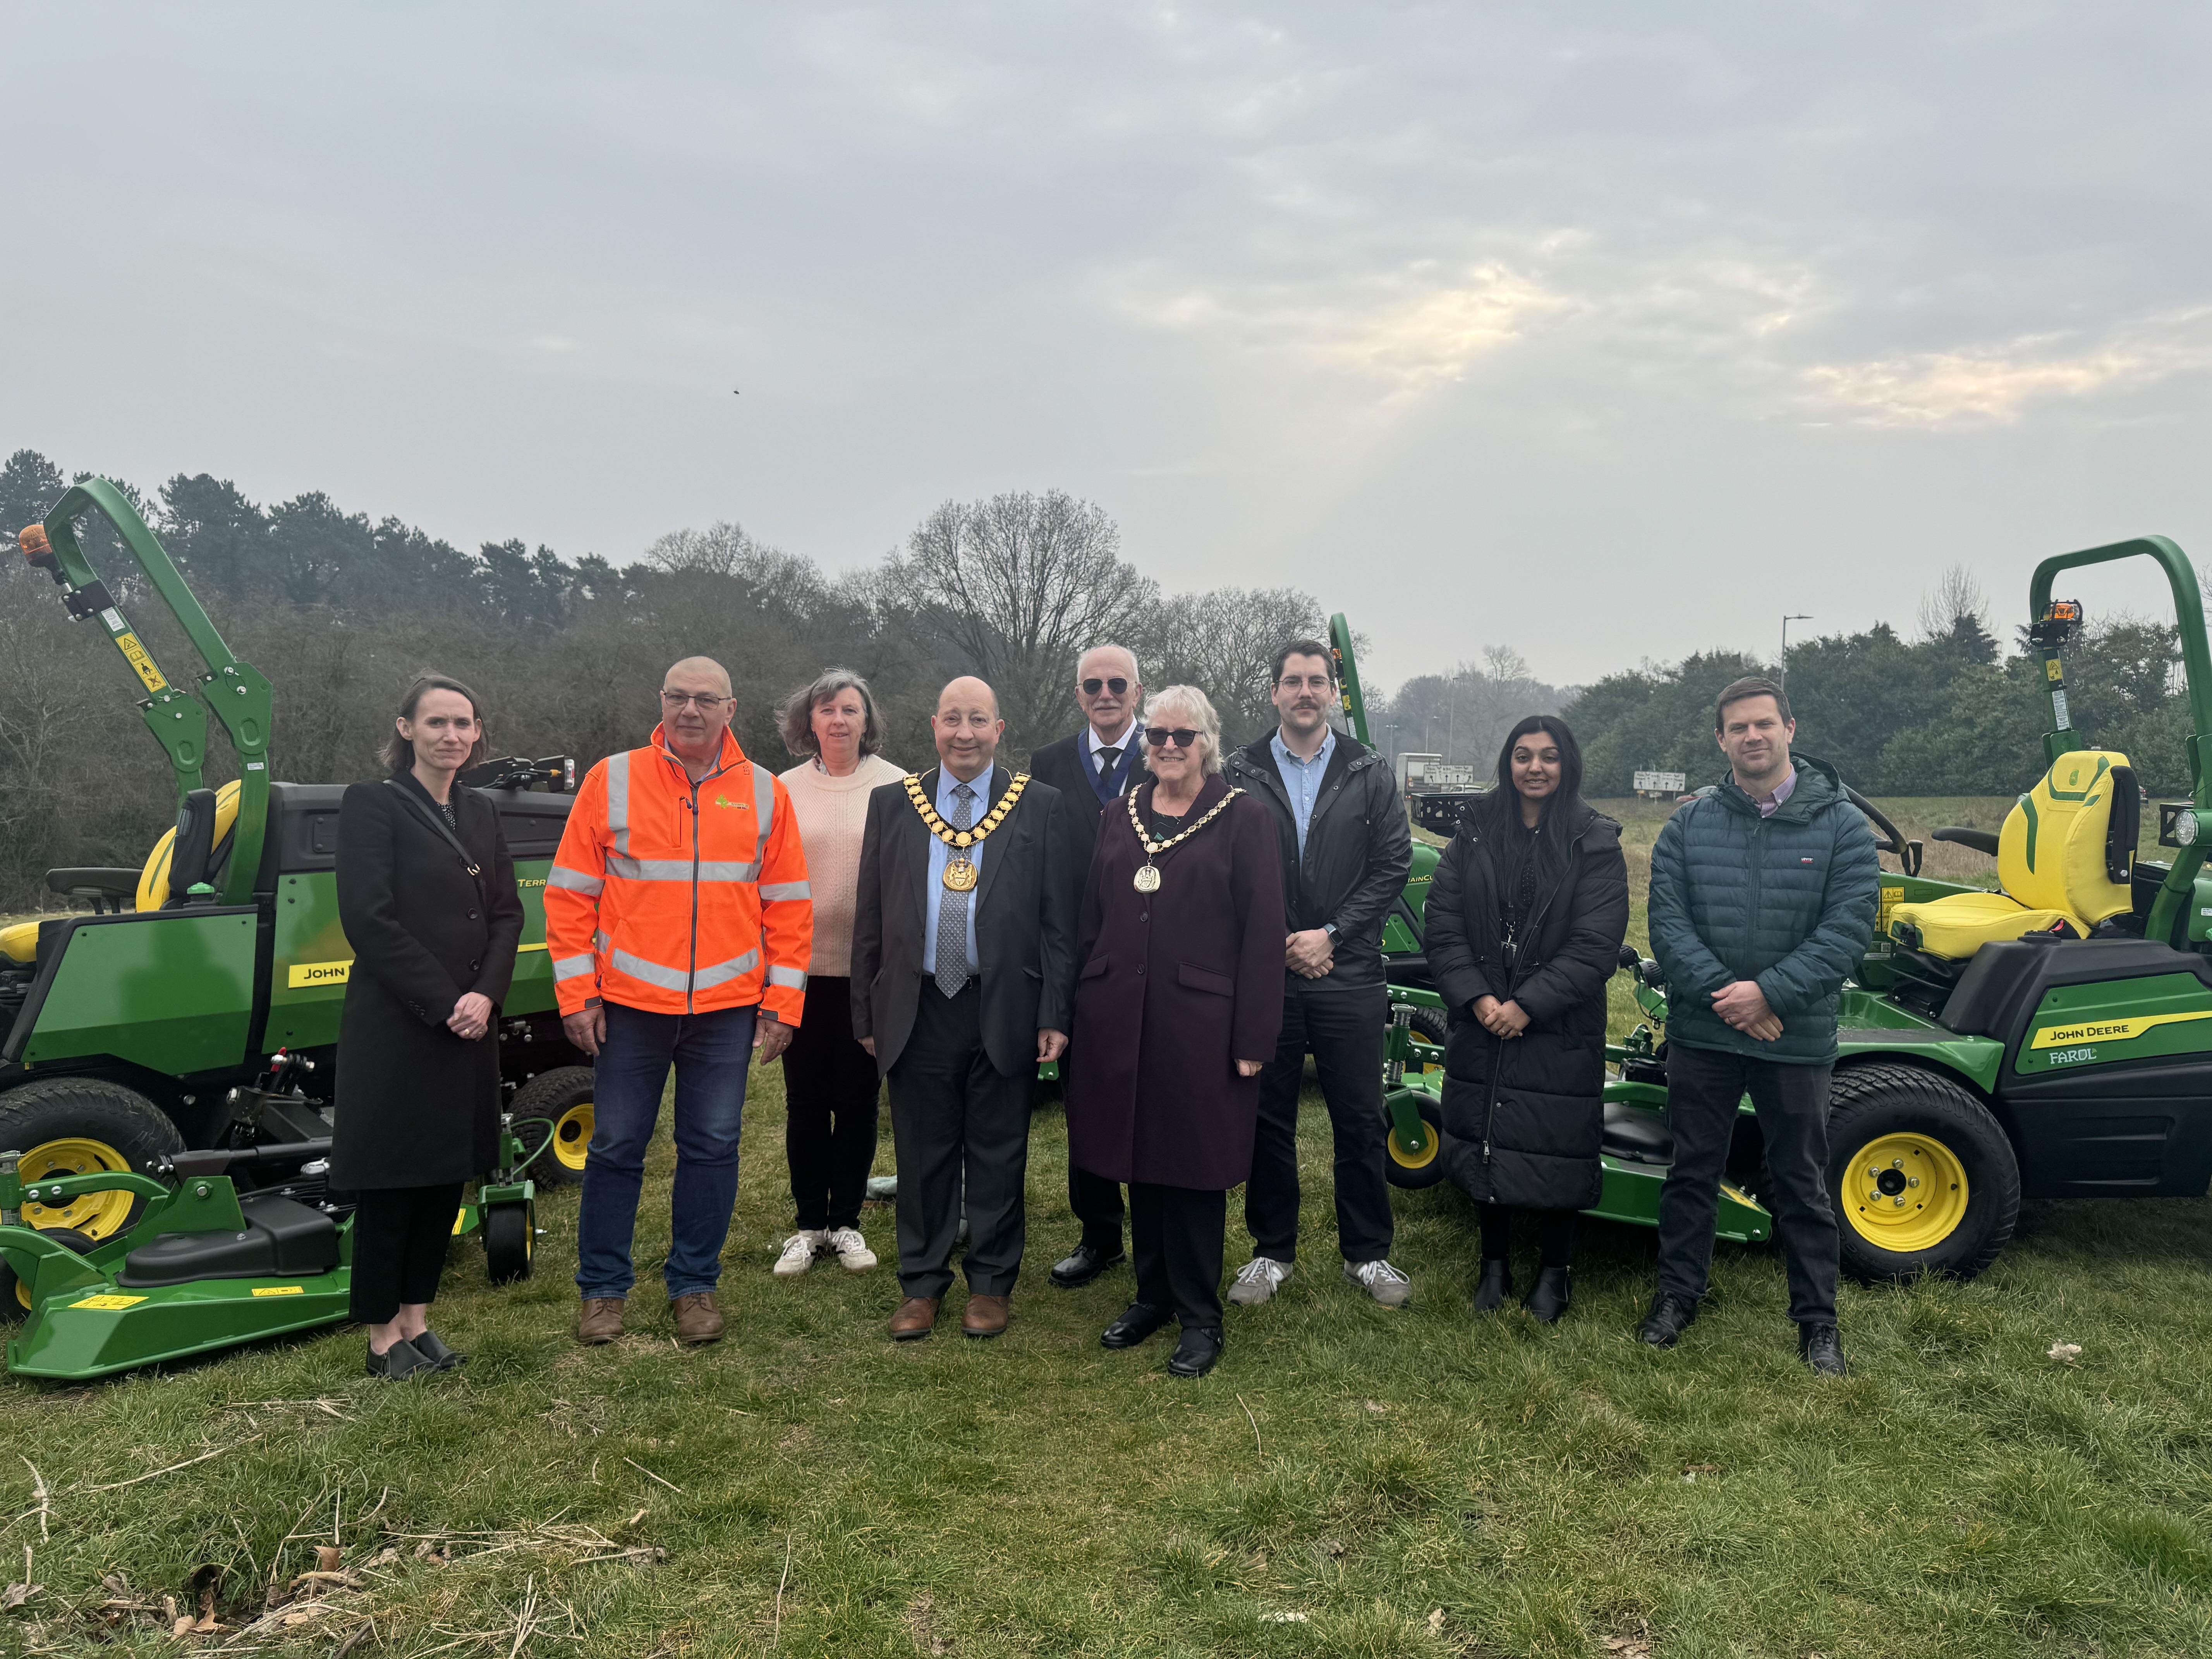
[661,690,730,709]
[1081,677,1130,697]
[1144,727,1199,749]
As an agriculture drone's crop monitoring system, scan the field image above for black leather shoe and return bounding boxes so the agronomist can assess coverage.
[1636,1292,1698,1348]
[1166,1325,1224,1378]
[1470,1259,1512,1313]
[366,1338,435,1380]
[1523,1266,1571,1325]
[1100,1302,1170,1349]
[410,1330,466,1371]
[1799,1322,1848,1377]
[1049,1240,1125,1290]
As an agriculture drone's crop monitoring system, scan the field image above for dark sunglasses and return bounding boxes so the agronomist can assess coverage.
[1144,727,1199,749]
[1081,677,1130,697]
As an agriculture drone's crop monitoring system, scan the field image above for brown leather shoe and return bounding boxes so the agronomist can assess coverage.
[889,1296,941,1341]
[577,1297,626,1345]
[962,1293,1011,1339]
[672,1291,725,1345]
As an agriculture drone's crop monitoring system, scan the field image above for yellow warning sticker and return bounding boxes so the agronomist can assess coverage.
[1875,884,1903,941]
[69,1294,146,1310]
[113,632,168,694]
[2031,1009,2212,1048]
[251,1285,304,1297]
[287,959,353,988]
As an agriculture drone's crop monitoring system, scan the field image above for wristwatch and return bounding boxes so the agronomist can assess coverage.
[1322,923,1338,942]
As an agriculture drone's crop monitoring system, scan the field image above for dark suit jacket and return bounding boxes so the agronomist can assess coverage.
[1029,728,1143,913]
[850,762,1074,1078]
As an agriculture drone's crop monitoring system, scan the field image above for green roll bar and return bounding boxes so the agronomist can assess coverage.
[24,480,273,904]
[2028,534,2212,948]
[1328,612,1372,744]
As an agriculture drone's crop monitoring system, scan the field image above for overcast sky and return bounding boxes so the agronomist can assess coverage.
[8,3,2210,690]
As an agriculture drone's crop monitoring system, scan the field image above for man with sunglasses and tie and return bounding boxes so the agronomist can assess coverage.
[1027,644,1147,1289]
[548,657,814,1348]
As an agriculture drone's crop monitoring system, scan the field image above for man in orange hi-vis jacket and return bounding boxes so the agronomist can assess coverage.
[546,655,812,1348]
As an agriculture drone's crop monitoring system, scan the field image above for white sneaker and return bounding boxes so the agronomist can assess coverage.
[773,1231,824,1278]
[824,1226,878,1272]
[1344,1257,1412,1307]
[1227,1256,1294,1307]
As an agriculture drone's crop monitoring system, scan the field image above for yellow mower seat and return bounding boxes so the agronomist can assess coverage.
[1890,749,2138,960]
[0,922,36,965]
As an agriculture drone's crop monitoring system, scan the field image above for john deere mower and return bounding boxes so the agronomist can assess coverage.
[0,481,598,1377]
[1348,536,2212,1283]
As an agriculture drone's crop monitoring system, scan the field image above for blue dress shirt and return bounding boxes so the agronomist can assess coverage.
[924,764,992,976]
[1270,728,1336,860]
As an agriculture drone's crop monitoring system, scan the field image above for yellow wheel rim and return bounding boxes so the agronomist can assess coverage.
[553,1103,593,1172]
[20,1138,136,1242]
[1844,1131,1969,1254]
[1387,1114,1440,1170]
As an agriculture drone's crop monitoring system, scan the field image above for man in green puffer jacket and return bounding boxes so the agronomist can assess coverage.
[1637,675,1881,1376]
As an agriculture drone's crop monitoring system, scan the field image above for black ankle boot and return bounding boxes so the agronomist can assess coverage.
[1471,1259,1512,1312]
[1523,1265,1571,1324]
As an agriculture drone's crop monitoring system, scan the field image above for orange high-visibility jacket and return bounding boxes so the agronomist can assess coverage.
[545,725,812,1022]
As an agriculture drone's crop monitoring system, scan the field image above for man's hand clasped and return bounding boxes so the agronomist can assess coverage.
[1711,979,1783,1042]
[1284,929,1334,980]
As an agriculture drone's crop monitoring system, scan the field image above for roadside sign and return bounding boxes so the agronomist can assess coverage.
[1634,770,1688,797]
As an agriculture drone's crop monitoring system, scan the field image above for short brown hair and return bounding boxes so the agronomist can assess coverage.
[778,668,884,758]
[1715,675,1791,730]
[382,675,490,775]
[1271,638,1336,686]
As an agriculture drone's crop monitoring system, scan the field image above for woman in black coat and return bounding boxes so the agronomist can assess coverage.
[331,675,523,1378]
[1066,685,1284,1379]
[1425,714,1628,1324]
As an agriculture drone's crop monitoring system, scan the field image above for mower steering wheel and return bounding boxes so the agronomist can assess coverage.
[1844,785,1919,873]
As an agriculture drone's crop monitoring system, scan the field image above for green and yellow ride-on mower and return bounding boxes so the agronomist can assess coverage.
[0,481,601,1377]
[1343,539,2212,1282]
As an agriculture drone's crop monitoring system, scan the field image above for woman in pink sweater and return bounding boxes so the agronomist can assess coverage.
[773,670,907,1278]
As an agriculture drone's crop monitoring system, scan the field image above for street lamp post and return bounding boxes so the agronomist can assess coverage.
[1779,613,1813,687]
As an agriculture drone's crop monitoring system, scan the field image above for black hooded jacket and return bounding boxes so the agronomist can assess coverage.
[1424,798,1630,1210]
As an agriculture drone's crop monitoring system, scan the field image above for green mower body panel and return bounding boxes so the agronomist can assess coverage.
[15,909,260,1074]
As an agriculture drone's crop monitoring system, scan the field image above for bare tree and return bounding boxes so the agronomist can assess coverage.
[883,491,1156,743]
[1143,586,1328,747]
[1917,562,1990,641]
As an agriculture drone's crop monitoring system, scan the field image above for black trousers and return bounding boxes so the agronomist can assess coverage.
[1656,1041,1840,1325]
[782,977,881,1231]
[1070,1164,1125,1252]
[350,1182,463,1324]
[1247,979,1393,1265]
[887,980,1032,1300]
[1479,1203,1577,1268]
[1132,1182,1228,1330]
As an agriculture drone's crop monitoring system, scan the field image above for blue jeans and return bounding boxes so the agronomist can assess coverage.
[575,1001,757,1301]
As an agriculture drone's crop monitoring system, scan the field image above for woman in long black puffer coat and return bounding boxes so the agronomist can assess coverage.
[1424,714,1628,1323]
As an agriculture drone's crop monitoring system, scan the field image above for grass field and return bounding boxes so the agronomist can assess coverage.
[4,798,2210,1656]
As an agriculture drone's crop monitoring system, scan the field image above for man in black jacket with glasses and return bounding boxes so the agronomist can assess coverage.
[1223,639,1414,1309]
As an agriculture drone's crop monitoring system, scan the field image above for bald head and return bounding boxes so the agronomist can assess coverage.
[666,656,732,697]
[660,654,735,767]
[933,676,1004,781]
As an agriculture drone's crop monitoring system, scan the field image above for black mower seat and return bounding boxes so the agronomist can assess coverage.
[116,1192,340,1288]
[1602,1099,1674,1166]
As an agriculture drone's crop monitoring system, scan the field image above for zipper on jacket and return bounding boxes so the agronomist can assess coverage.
[687,783,701,1013]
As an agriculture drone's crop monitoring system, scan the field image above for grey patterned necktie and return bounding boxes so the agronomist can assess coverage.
[934,779,977,998]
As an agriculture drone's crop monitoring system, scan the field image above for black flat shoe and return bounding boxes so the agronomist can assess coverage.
[1799,1322,1848,1377]
[1166,1325,1224,1379]
[1101,1302,1170,1349]
[1636,1292,1698,1349]
[410,1330,466,1371]
[1523,1266,1571,1325]
[366,1338,435,1380]
[1050,1241,1126,1290]
[1470,1258,1512,1313]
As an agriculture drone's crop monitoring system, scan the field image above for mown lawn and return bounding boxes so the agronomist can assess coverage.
[3,797,2209,1656]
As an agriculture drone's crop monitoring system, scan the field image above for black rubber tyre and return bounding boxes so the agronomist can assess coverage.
[508,1067,594,1187]
[0,1077,183,1243]
[1826,1062,2020,1285]
[0,1227,97,1319]
[1384,1096,1452,1190]
[483,1199,534,1284]
[1405,1005,1449,1059]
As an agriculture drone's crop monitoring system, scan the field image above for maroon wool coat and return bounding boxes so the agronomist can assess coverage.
[1065,774,1287,1190]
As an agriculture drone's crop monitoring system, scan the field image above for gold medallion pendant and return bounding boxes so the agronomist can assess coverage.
[943,857,980,893]
[1125,783,1244,895]
[1132,863,1162,894]
[905,770,1031,891]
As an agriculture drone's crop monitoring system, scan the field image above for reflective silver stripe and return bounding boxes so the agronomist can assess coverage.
[546,864,605,896]
[752,763,776,866]
[609,948,693,993]
[551,953,596,982]
[693,949,762,991]
[605,750,631,855]
[766,964,806,990]
[606,855,759,883]
[758,881,810,901]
